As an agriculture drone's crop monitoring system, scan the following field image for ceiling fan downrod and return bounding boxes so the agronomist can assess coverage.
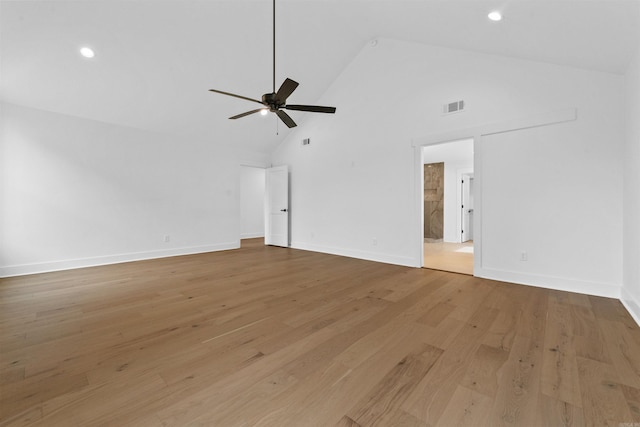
[207,0,336,129]
[273,0,276,94]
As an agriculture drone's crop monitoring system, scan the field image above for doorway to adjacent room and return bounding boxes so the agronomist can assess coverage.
[422,139,474,275]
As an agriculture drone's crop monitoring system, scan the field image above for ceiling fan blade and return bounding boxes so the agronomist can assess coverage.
[284,104,336,114]
[229,108,265,120]
[275,78,299,103]
[276,110,297,128]
[209,89,263,105]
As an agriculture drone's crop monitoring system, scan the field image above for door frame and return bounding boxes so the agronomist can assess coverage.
[416,137,479,273]
[460,170,474,243]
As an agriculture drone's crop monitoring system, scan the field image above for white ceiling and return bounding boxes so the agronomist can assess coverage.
[2,0,639,155]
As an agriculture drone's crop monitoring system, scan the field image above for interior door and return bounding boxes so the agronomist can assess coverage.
[461,175,474,242]
[265,165,289,247]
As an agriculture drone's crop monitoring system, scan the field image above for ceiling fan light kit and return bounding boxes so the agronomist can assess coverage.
[208,0,336,128]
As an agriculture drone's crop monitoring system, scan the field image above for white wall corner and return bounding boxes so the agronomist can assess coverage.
[621,286,640,327]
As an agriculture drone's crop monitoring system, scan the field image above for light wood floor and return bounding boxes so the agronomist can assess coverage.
[1,239,639,426]
[424,241,474,275]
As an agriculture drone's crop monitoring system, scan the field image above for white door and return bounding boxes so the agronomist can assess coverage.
[461,175,474,242]
[265,165,289,247]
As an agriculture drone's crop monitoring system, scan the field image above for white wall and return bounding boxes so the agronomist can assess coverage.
[423,139,473,243]
[272,38,625,297]
[480,120,621,296]
[622,46,640,323]
[240,166,265,239]
[0,103,242,276]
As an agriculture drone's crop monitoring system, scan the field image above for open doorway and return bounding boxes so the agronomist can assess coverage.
[422,139,474,275]
[239,165,266,246]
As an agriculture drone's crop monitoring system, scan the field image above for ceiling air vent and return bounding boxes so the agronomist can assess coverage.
[443,100,465,114]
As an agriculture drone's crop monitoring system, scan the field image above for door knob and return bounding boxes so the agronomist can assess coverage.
[280,208,288,212]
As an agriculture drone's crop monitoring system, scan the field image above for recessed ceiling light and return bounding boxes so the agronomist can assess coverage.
[260,109,268,116]
[80,47,95,58]
[488,11,502,21]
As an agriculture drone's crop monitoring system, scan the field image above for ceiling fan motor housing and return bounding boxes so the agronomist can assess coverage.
[262,92,282,111]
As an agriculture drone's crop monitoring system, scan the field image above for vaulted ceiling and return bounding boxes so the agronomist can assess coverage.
[2,0,638,155]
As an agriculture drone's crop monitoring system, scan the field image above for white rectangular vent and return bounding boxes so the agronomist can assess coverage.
[443,100,465,114]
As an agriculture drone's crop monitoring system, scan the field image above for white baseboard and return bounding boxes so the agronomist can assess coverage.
[475,267,621,299]
[5,243,636,328]
[621,287,640,327]
[0,241,240,278]
[241,233,265,239]
[291,241,417,267]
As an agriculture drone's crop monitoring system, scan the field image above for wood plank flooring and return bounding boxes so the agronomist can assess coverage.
[423,241,473,275]
[1,238,639,426]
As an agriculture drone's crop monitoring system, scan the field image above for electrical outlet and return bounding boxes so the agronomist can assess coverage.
[164,235,170,243]
[372,238,378,246]
[520,251,528,261]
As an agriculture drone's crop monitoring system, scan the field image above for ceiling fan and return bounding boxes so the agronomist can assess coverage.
[208,0,336,128]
